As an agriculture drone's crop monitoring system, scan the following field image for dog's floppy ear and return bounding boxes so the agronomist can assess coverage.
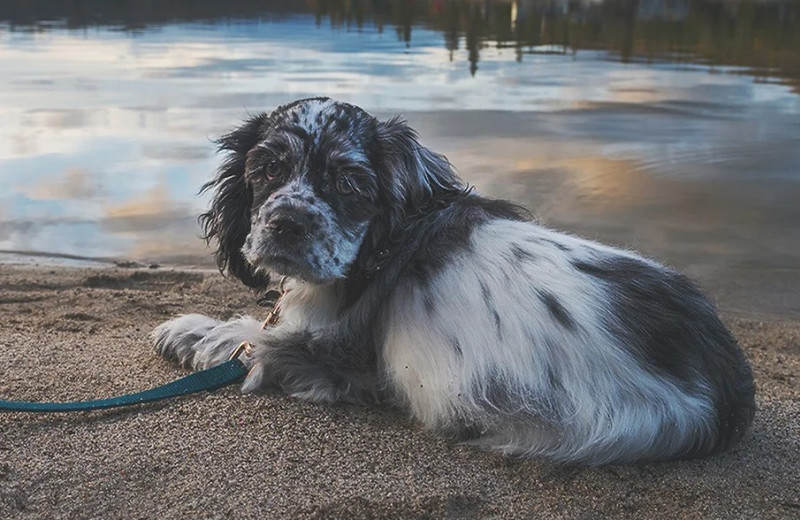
[375,116,463,214]
[199,113,270,289]
[348,116,464,288]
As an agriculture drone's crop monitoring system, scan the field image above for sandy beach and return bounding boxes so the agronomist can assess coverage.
[0,263,798,519]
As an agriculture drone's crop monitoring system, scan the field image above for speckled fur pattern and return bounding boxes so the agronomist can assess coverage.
[153,98,756,465]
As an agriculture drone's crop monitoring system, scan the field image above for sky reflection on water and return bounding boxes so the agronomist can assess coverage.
[0,1,799,313]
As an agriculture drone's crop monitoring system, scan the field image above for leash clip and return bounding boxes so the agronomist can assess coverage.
[262,276,288,328]
[229,341,253,361]
[232,277,289,361]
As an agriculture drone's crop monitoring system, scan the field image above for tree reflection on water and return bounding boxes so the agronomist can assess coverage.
[1,0,798,91]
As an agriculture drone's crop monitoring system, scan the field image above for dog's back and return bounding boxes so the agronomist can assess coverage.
[381,202,755,465]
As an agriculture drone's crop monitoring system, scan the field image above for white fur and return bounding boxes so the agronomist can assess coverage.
[154,219,716,464]
[382,220,714,464]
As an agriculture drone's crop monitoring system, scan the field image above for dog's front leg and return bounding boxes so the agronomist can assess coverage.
[242,329,377,405]
[152,314,264,370]
[153,315,376,405]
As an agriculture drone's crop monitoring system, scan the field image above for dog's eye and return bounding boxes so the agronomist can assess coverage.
[264,160,283,181]
[336,175,355,195]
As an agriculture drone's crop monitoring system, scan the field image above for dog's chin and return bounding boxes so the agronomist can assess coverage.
[243,232,357,285]
[252,254,340,285]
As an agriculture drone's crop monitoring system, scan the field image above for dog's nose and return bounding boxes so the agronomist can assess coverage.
[267,214,311,242]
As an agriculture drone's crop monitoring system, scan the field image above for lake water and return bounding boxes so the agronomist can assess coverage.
[1,0,799,313]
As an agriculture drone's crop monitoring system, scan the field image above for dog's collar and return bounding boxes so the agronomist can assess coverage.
[362,248,390,276]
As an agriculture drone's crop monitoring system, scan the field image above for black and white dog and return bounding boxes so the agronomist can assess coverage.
[153,98,755,465]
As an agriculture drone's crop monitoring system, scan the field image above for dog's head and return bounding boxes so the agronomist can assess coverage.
[200,97,463,288]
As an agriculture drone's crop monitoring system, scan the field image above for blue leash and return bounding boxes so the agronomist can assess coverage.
[2,280,285,414]
[0,353,248,413]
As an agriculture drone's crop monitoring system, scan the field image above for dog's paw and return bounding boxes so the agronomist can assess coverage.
[238,347,340,402]
[152,314,220,368]
[241,360,265,393]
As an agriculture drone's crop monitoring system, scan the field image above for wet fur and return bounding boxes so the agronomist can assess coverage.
[153,98,755,465]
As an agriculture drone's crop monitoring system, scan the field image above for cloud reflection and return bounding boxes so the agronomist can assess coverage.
[0,6,798,285]
[24,168,99,200]
[104,181,189,226]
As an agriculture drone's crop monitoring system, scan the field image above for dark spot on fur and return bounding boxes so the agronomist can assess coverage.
[572,260,610,277]
[288,125,310,141]
[326,116,350,134]
[423,294,436,314]
[491,308,502,339]
[529,236,570,251]
[539,290,576,331]
[408,262,435,286]
[510,243,537,263]
[479,279,503,339]
[545,365,559,391]
[449,336,463,358]
[479,279,491,300]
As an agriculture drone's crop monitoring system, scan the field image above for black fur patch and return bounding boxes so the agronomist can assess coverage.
[527,236,570,252]
[449,336,463,358]
[479,279,503,340]
[492,308,502,339]
[538,290,576,331]
[510,243,537,263]
[346,190,529,305]
[573,256,756,455]
[423,294,436,315]
[264,331,379,405]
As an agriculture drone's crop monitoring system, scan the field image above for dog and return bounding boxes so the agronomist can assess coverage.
[153,97,756,465]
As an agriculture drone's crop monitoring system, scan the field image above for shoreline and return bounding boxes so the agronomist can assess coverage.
[0,249,216,270]
[3,247,799,321]
[0,263,798,519]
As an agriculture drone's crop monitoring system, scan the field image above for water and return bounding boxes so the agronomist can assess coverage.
[1,0,799,313]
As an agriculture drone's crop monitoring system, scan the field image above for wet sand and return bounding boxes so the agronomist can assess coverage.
[0,264,798,519]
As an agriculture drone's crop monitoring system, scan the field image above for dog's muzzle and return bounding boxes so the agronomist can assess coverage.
[266,209,316,245]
